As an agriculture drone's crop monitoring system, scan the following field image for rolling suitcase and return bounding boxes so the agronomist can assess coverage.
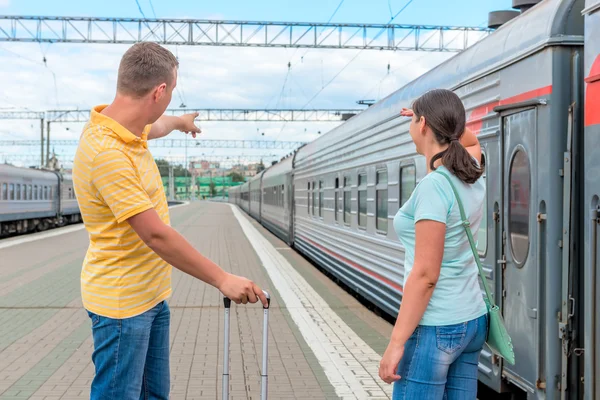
[222,290,271,400]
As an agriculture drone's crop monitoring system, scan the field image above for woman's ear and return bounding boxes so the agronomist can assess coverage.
[419,116,427,136]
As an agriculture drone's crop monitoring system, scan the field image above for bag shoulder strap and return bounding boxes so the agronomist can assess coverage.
[434,169,495,308]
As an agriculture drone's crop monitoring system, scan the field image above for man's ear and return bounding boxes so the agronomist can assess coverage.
[153,83,167,103]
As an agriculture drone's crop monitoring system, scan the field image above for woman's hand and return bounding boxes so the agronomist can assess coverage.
[379,343,404,384]
[400,108,414,117]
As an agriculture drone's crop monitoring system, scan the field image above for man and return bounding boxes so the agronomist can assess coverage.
[72,42,267,400]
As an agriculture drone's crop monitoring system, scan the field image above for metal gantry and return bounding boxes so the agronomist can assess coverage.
[0,107,344,167]
[0,110,45,119]
[0,153,278,166]
[45,108,361,122]
[0,16,492,52]
[0,139,306,149]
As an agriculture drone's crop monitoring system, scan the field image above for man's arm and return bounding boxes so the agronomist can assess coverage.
[148,113,201,140]
[127,208,268,306]
[90,149,266,306]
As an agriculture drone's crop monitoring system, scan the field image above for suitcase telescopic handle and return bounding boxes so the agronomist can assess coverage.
[222,290,271,400]
[223,290,271,309]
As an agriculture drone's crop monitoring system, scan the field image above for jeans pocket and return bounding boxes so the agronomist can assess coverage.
[87,311,100,327]
[436,322,467,354]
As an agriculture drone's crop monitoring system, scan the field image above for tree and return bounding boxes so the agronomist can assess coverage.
[209,180,217,197]
[154,159,188,177]
[256,160,265,173]
[228,171,245,183]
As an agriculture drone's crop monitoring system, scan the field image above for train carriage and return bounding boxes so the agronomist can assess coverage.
[584,0,600,398]
[0,164,83,236]
[248,170,264,222]
[59,173,81,224]
[228,185,241,206]
[260,156,294,245]
[239,181,250,213]
[228,0,599,397]
[0,164,60,235]
[292,0,585,396]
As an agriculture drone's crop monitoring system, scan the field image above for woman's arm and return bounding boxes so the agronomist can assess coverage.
[401,108,481,164]
[379,219,446,383]
[460,127,481,165]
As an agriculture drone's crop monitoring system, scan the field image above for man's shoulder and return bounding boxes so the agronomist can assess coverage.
[78,124,123,159]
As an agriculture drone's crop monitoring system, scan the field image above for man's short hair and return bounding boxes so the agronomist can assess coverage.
[117,42,179,98]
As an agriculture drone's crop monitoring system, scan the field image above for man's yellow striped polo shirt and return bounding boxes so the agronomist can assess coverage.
[73,105,171,319]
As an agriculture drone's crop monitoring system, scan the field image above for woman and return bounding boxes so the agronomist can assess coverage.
[378,89,489,399]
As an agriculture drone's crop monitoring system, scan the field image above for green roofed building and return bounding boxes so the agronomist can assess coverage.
[161,176,245,201]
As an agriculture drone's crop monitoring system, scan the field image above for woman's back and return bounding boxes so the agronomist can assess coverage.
[393,165,487,326]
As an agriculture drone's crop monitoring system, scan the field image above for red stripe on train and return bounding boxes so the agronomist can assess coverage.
[302,237,404,293]
[467,85,553,132]
[585,55,600,127]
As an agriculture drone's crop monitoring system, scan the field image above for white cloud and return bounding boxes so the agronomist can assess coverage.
[0,40,453,167]
[0,0,9,8]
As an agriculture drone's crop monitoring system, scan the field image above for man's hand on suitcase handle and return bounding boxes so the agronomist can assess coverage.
[218,272,269,307]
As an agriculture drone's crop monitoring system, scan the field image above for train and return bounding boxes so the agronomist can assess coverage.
[230,0,600,398]
[0,164,81,237]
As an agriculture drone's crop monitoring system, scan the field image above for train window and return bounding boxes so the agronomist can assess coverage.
[313,181,318,216]
[281,185,284,207]
[27,184,31,200]
[318,180,323,217]
[9,183,14,200]
[344,177,351,225]
[358,173,367,229]
[33,185,37,200]
[38,186,42,200]
[334,178,339,222]
[376,170,388,232]
[1,183,6,200]
[400,165,416,206]
[477,154,487,255]
[307,182,311,214]
[16,184,21,200]
[509,149,530,264]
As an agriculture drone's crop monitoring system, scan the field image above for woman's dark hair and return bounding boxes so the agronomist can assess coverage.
[412,89,483,184]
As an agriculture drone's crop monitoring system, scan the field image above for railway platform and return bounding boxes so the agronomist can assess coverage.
[0,201,394,400]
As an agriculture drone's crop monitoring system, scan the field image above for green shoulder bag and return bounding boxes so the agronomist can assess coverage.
[435,170,515,365]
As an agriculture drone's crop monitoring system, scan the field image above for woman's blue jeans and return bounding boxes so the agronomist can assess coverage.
[393,313,489,400]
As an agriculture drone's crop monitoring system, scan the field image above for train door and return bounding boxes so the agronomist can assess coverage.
[501,108,539,391]
[476,131,504,393]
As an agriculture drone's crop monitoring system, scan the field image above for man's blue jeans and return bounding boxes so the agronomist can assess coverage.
[393,313,488,400]
[87,301,170,400]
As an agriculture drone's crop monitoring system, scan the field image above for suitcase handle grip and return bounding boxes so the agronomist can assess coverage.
[224,290,270,309]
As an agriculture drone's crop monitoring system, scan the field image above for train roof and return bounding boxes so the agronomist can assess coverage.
[295,0,584,165]
[0,164,59,181]
[249,170,265,184]
[262,157,293,180]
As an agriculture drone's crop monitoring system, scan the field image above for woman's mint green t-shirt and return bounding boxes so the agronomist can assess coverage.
[393,165,488,326]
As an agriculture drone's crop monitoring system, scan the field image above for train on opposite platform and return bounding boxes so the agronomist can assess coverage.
[0,164,81,237]
[231,0,600,398]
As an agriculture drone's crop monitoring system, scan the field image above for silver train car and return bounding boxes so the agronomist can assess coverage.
[0,164,81,237]
[584,0,600,398]
[230,0,595,397]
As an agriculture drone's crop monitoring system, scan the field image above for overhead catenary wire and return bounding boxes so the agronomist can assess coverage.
[301,0,415,110]
[272,0,416,143]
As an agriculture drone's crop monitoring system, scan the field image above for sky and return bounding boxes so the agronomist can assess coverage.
[0,0,512,168]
